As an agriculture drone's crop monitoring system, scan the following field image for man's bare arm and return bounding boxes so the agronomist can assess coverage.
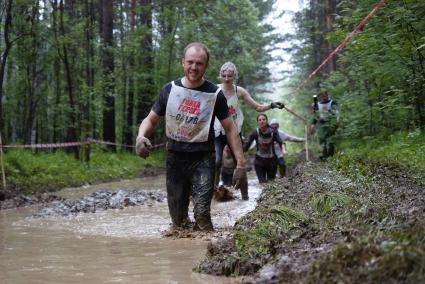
[135,111,161,158]
[220,117,246,168]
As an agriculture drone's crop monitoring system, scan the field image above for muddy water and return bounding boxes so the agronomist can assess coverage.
[0,174,261,283]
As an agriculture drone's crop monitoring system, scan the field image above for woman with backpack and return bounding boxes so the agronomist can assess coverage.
[243,114,283,183]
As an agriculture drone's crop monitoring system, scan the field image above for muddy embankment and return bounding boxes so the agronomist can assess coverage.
[0,167,166,210]
[196,158,425,283]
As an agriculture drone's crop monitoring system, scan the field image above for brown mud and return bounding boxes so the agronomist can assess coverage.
[195,158,425,283]
[2,156,424,283]
[0,167,165,210]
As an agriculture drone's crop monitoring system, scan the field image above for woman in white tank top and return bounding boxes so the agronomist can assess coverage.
[214,62,285,189]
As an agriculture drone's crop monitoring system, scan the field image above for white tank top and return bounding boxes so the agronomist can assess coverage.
[318,100,334,121]
[214,85,244,137]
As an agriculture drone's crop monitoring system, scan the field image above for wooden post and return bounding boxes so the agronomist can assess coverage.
[304,123,309,161]
[0,132,6,189]
[283,107,309,161]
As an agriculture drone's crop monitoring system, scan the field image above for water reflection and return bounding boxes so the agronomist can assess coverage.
[0,173,261,283]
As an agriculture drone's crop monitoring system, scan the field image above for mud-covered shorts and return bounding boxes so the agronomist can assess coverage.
[166,151,215,230]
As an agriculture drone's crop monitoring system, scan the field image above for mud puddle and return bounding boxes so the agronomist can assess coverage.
[0,173,260,283]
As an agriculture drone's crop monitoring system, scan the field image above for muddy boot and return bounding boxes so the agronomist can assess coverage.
[240,187,249,200]
[194,216,214,231]
[279,165,286,178]
[171,214,193,230]
[214,165,221,189]
[239,180,249,201]
[180,216,194,229]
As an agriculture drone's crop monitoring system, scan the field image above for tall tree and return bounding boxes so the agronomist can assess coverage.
[59,0,79,158]
[0,0,13,132]
[136,0,154,126]
[122,0,136,147]
[83,0,96,161]
[101,0,116,149]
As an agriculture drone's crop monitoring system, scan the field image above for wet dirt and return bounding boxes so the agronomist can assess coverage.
[0,168,167,210]
[2,158,424,283]
[196,159,425,283]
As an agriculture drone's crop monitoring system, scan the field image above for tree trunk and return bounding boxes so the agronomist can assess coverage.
[0,0,13,135]
[101,0,116,150]
[24,2,40,145]
[120,0,135,148]
[136,0,154,125]
[51,0,62,144]
[325,0,337,72]
[84,0,96,161]
[60,0,79,159]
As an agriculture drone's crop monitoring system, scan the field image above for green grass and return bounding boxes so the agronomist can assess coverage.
[309,192,353,216]
[234,205,308,258]
[2,147,165,194]
[337,129,425,177]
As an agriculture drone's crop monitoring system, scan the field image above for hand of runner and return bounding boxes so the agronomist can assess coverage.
[135,136,152,158]
[271,102,285,109]
[232,167,247,188]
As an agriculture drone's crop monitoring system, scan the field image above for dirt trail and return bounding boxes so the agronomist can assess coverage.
[196,158,425,283]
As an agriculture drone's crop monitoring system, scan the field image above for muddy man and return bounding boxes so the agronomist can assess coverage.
[135,42,247,231]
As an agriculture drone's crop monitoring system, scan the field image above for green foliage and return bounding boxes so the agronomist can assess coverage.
[3,149,165,193]
[1,0,279,148]
[310,192,353,216]
[234,205,307,258]
[338,129,425,177]
[289,0,425,150]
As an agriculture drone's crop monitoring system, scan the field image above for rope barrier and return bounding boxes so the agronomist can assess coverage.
[281,0,386,159]
[0,138,165,150]
[283,107,309,161]
[298,0,386,89]
[0,135,165,190]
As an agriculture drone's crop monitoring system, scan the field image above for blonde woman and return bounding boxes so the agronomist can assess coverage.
[214,62,284,190]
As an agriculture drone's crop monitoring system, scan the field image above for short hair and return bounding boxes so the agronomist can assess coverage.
[183,42,210,63]
[219,62,238,82]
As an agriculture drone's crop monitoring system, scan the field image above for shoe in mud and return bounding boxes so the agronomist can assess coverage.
[239,182,249,201]
[180,217,194,229]
[213,185,234,202]
[194,217,214,231]
[169,217,193,230]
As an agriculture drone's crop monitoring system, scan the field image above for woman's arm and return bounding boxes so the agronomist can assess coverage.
[238,86,283,112]
[243,130,256,152]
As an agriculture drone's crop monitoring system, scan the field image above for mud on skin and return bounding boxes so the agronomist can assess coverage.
[195,159,425,283]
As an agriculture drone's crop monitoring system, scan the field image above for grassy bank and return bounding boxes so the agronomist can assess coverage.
[196,130,425,282]
[1,147,166,194]
[338,129,425,177]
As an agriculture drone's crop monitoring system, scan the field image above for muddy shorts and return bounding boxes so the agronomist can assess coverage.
[254,156,277,183]
[214,133,243,167]
[166,151,215,229]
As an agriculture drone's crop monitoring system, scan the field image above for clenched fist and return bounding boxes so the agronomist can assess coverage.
[232,167,248,200]
[135,136,152,158]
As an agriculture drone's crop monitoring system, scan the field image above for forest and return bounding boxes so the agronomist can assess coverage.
[1,0,423,161]
[0,0,422,189]
[1,1,424,283]
[0,0,280,158]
